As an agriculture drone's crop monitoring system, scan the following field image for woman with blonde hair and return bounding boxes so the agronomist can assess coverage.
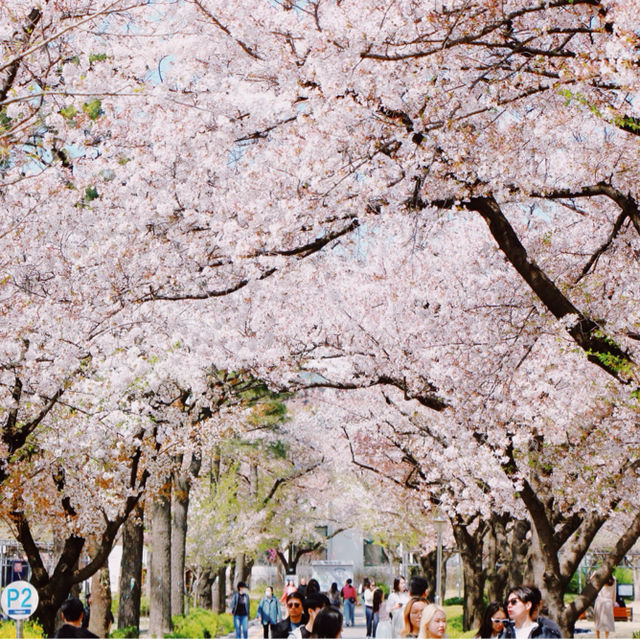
[417,604,447,639]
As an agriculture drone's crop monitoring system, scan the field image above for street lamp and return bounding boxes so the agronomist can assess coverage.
[433,509,447,605]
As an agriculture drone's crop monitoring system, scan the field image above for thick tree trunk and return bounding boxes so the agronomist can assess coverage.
[195,568,215,609]
[118,502,144,631]
[418,550,438,602]
[452,520,486,632]
[149,484,172,637]
[242,556,254,584]
[171,454,201,617]
[88,558,112,638]
[276,543,321,576]
[502,441,640,638]
[15,429,151,636]
[26,526,88,635]
[485,517,531,604]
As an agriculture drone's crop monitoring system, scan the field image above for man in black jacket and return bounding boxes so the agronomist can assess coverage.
[272,591,306,638]
[52,598,98,638]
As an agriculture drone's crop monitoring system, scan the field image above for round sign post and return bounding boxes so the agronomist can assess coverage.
[1,581,39,639]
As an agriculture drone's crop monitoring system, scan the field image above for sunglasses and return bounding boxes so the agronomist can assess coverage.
[287,602,302,608]
[491,618,505,624]
[507,598,521,606]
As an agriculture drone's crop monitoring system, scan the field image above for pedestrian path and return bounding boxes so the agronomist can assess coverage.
[225,604,367,638]
[573,599,640,638]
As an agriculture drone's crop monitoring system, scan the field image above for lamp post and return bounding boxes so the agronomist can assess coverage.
[433,509,447,605]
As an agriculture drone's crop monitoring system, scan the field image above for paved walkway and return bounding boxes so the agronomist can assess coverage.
[573,600,640,638]
[218,599,640,638]
[226,604,367,639]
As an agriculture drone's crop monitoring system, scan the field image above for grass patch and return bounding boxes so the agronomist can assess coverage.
[445,604,479,639]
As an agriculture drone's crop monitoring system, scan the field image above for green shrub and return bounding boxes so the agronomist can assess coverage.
[0,619,44,638]
[110,626,139,638]
[166,608,234,638]
[444,596,464,606]
[216,613,234,636]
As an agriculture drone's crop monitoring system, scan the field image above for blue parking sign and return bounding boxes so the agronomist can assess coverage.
[1,581,39,620]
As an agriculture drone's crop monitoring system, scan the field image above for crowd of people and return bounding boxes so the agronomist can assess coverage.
[46,571,618,638]
[231,575,574,639]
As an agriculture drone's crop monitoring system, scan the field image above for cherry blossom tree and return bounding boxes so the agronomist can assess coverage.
[4,3,640,637]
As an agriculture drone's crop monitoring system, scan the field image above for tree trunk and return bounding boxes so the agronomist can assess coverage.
[452,520,486,632]
[485,516,531,604]
[418,550,437,601]
[216,565,227,613]
[229,558,237,592]
[14,430,150,636]
[118,502,144,631]
[503,449,640,637]
[241,556,254,584]
[195,568,215,609]
[149,483,172,637]
[234,553,245,590]
[88,558,112,638]
[171,454,201,617]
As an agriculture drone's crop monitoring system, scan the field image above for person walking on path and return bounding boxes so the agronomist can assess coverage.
[388,576,410,637]
[230,581,251,639]
[257,586,281,638]
[341,578,358,627]
[328,582,341,609]
[281,578,296,603]
[594,576,616,639]
[363,579,375,638]
[52,598,98,638]
[372,587,387,638]
[387,576,409,622]
[272,591,307,638]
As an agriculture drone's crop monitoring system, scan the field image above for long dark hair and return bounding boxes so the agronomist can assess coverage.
[476,601,506,638]
[311,606,343,638]
[373,588,384,614]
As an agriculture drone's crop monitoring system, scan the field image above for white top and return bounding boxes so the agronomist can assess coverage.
[387,591,409,613]
[515,621,538,639]
[364,588,374,607]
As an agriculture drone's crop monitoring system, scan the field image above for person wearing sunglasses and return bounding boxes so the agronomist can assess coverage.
[291,594,330,639]
[500,586,561,638]
[272,591,307,638]
[475,601,507,638]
